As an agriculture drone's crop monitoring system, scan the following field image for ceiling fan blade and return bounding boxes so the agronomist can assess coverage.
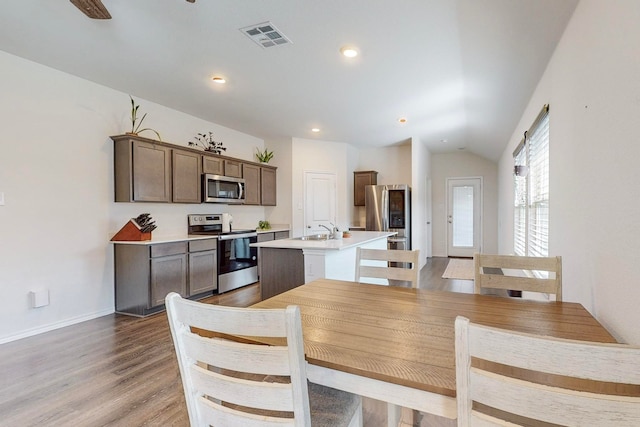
[70,0,112,19]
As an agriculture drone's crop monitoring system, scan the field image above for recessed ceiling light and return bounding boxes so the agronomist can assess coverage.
[311,128,320,133]
[340,46,359,58]
[212,76,226,84]
[440,139,448,143]
[398,117,408,124]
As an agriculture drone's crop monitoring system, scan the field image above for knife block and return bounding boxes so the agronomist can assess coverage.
[110,219,152,241]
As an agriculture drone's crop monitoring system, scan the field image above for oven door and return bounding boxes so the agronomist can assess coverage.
[203,174,245,204]
[218,233,258,276]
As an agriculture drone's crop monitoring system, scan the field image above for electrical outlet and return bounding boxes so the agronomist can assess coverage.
[29,290,50,308]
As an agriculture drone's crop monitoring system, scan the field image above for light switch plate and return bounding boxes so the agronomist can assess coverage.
[0,192,4,206]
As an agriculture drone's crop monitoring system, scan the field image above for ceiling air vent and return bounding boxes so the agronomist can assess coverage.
[240,22,292,48]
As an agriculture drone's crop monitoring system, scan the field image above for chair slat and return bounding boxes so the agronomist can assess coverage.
[355,248,420,288]
[190,364,295,411]
[468,322,640,384]
[198,396,296,427]
[471,369,640,426]
[182,332,292,376]
[474,253,562,301]
[173,297,287,337]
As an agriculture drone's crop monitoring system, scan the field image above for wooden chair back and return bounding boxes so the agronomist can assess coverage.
[166,292,312,426]
[355,248,420,288]
[455,316,640,426]
[473,253,562,301]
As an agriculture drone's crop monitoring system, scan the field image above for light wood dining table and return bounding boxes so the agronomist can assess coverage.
[251,278,619,424]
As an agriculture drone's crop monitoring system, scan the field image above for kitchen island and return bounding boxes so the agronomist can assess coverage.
[251,231,395,299]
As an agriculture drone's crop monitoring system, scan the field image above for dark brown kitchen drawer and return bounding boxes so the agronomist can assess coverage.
[189,239,217,252]
[150,242,187,257]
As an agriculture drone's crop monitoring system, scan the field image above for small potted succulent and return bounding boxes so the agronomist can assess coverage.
[189,132,226,154]
[255,147,274,163]
[127,96,161,140]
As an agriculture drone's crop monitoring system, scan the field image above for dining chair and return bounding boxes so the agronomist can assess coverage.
[454,316,640,426]
[165,292,362,427]
[473,253,562,301]
[354,247,420,288]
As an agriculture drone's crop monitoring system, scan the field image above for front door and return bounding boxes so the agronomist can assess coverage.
[447,177,481,257]
[304,172,336,235]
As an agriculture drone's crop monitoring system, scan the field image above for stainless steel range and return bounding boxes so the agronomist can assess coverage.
[188,214,258,293]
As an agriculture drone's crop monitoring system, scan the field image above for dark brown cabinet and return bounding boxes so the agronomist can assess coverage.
[243,163,277,206]
[203,156,224,175]
[114,238,218,316]
[242,163,261,205]
[261,167,277,206]
[188,239,217,295]
[113,135,278,206]
[354,171,378,206]
[114,136,172,202]
[172,149,201,203]
[150,254,188,307]
[224,159,242,178]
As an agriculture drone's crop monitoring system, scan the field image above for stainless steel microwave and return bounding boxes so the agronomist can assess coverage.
[202,174,245,204]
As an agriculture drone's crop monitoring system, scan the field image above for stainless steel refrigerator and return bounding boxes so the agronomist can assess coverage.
[365,184,411,250]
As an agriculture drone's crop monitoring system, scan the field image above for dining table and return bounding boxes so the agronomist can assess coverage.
[251,278,620,425]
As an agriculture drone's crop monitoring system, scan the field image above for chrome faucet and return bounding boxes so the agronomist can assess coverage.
[319,224,332,233]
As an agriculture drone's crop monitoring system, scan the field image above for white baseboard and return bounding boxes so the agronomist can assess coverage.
[0,308,115,344]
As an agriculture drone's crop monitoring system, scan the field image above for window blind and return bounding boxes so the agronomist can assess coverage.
[513,105,549,258]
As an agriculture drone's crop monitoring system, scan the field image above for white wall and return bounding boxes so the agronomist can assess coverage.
[0,51,268,343]
[497,0,640,344]
[411,137,431,268]
[291,138,350,236]
[431,151,498,257]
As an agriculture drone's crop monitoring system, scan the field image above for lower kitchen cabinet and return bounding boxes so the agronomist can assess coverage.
[150,252,187,307]
[114,238,217,316]
[188,239,217,295]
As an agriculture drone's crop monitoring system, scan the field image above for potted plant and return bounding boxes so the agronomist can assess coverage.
[188,132,226,154]
[127,96,161,140]
[255,147,274,163]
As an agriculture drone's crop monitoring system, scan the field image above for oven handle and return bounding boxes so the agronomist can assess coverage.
[218,232,257,240]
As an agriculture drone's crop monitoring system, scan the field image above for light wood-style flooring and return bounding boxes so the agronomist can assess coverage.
[0,257,466,426]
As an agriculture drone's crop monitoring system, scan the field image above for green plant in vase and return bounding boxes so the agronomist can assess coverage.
[255,147,274,163]
[128,96,161,140]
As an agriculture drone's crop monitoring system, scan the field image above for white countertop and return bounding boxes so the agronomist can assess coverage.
[110,234,219,245]
[254,224,290,234]
[111,225,291,245]
[250,231,395,251]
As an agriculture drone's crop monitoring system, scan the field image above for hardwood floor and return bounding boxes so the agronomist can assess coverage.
[0,257,466,426]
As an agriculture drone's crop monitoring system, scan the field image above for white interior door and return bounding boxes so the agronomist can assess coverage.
[447,177,481,257]
[304,172,336,235]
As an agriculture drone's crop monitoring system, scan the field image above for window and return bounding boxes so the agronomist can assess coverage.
[513,105,549,257]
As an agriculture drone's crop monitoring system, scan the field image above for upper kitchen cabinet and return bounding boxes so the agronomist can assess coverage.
[242,163,261,205]
[114,135,172,202]
[224,159,242,178]
[261,167,277,206]
[112,134,278,206]
[172,148,201,203]
[354,171,378,206]
[243,163,277,206]
[202,156,224,175]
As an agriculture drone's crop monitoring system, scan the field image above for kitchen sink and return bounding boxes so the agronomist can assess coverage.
[294,234,331,241]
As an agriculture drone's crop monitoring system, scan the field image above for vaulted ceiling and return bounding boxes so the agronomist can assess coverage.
[0,0,578,160]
